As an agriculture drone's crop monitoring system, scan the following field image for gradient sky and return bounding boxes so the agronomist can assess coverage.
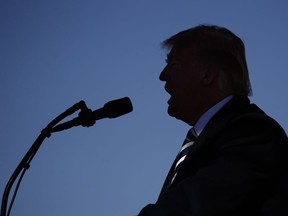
[1,1,287,215]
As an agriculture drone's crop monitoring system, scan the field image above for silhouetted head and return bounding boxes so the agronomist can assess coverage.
[159,24,252,125]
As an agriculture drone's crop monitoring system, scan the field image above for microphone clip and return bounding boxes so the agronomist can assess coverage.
[78,102,96,127]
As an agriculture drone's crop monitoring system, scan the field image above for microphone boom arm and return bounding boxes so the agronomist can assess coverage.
[1,97,132,216]
[1,100,87,216]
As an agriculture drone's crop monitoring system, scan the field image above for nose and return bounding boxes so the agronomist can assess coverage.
[159,65,169,81]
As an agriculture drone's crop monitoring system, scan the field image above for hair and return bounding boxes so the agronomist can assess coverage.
[162,24,252,96]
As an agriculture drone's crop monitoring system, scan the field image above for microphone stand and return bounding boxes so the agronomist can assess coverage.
[1,100,91,216]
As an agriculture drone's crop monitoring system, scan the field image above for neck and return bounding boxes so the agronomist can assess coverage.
[186,90,232,126]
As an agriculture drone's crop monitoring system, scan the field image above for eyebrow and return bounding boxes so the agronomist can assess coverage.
[166,53,179,63]
[167,53,174,59]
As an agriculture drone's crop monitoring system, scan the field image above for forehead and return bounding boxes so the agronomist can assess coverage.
[167,45,195,62]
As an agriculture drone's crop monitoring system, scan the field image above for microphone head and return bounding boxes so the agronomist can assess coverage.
[104,97,133,118]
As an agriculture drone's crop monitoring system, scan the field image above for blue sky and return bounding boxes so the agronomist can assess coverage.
[1,1,287,215]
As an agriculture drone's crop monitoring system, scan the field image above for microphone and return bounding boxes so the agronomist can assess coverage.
[51,97,133,132]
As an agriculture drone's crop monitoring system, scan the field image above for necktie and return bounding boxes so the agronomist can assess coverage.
[170,128,198,184]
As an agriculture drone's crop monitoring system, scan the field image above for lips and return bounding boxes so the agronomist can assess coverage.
[164,84,174,96]
[164,84,174,105]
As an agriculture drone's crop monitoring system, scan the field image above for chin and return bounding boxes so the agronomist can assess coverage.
[167,106,178,118]
[167,105,174,115]
[167,106,192,125]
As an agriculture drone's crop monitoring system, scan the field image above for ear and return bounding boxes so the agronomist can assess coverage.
[201,67,219,86]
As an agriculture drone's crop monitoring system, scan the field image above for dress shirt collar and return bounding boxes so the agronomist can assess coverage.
[194,95,234,136]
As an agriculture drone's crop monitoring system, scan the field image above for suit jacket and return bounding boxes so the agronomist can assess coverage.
[139,96,288,216]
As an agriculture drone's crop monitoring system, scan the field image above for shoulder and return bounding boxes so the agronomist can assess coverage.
[201,95,287,148]
[214,95,286,138]
[231,109,287,139]
[206,96,287,150]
